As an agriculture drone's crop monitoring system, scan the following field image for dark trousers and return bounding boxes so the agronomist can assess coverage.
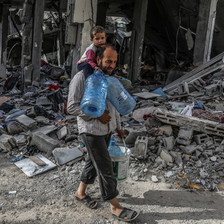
[80,133,119,201]
[77,62,94,79]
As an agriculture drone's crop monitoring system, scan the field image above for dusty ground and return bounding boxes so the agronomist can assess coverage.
[0,153,224,224]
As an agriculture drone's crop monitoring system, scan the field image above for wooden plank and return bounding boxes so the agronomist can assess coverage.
[29,156,47,166]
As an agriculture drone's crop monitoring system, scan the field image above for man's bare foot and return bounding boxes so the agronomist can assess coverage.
[111,206,124,217]
[75,191,86,200]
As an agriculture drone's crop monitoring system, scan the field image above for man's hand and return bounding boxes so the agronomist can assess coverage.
[117,129,125,139]
[97,110,111,124]
[113,74,121,79]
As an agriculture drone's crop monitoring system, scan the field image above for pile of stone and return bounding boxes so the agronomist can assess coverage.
[0,66,224,192]
[121,69,224,191]
[0,70,85,167]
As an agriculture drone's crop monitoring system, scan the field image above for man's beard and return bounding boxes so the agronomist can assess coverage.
[100,61,113,75]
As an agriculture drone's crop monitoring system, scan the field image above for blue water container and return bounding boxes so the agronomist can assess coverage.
[81,70,108,118]
[106,76,136,115]
[108,140,124,157]
[108,137,130,181]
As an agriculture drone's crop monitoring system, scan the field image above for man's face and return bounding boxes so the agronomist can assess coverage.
[97,47,117,75]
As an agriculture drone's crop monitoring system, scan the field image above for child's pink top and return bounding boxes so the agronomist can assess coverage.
[77,43,97,68]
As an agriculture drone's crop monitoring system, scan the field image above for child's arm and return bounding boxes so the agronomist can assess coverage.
[86,50,97,68]
[86,50,102,72]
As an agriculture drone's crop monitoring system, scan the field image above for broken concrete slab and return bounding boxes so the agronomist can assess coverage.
[176,127,193,146]
[52,147,83,165]
[163,136,175,150]
[180,145,198,154]
[32,125,57,135]
[15,114,37,130]
[56,126,68,140]
[133,92,161,99]
[194,134,211,144]
[153,107,224,137]
[31,132,60,155]
[160,149,173,163]
[34,116,50,125]
[159,125,173,137]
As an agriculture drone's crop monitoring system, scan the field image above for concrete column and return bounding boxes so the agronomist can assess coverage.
[80,0,98,55]
[128,0,148,82]
[57,0,65,66]
[193,0,218,65]
[96,2,108,27]
[0,4,9,78]
[32,0,45,83]
[20,0,34,87]
[69,0,97,77]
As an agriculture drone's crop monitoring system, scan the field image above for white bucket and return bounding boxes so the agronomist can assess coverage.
[110,146,130,181]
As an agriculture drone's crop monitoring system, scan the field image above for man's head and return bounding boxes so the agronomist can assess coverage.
[90,26,106,48]
[96,44,117,75]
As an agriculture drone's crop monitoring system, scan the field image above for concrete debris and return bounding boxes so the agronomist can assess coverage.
[31,132,60,155]
[134,136,148,159]
[153,107,224,137]
[0,134,16,152]
[1,61,224,193]
[32,125,58,135]
[159,125,173,137]
[56,126,68,140]
[52,147,83,165]
[160,149,173,163]
[176,127,193,146]
[15,114,37,130]
[151,175,159,182]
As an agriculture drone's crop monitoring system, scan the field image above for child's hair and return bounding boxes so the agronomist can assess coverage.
[90,26,105,39]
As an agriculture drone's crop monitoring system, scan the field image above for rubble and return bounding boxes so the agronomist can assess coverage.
[52,147,83,165]
[0,134,16,152]
[31,132,60,155]
[0,48,224,194]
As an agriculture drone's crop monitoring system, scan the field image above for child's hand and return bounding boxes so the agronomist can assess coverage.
[95,66,102,72]
[113,74,121,78]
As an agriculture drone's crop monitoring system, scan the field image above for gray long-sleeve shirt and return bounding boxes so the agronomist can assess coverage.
[67,70,121,135]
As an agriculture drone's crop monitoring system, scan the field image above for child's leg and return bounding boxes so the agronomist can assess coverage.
[77,62,94,79]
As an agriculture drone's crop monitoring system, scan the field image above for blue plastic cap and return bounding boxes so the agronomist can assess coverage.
[110,140,115,145]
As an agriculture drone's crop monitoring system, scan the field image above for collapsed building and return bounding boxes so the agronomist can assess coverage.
[0,0,224,192]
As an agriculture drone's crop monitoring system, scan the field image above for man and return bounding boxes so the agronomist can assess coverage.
[67,44,139,222]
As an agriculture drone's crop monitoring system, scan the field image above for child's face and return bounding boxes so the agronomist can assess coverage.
[91,32,106,47]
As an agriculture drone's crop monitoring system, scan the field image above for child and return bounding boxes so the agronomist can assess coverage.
[77,26,106,78]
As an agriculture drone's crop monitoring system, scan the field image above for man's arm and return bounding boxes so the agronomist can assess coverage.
[67,73,92,121]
